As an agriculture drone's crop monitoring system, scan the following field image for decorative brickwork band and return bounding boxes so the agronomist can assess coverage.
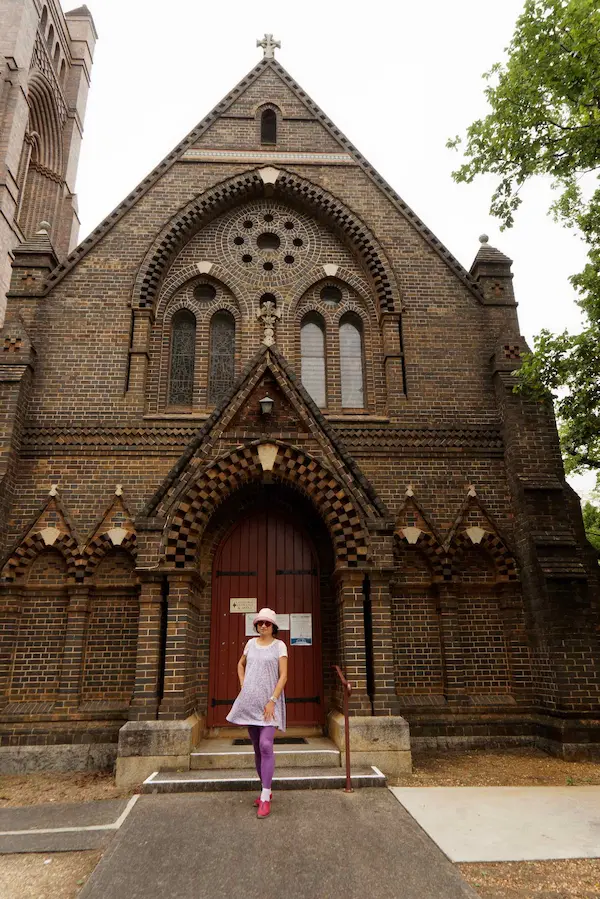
[447,530,518,583]
[163,442,370,569]
[1,530,79,584]
[132,168,398,316]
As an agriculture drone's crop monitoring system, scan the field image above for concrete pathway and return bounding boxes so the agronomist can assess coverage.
[78,790,478,899]
[0,797,138,853]
[390,786,600,862]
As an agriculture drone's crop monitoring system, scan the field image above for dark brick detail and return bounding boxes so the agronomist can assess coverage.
[448,530,519,583]
[1,529,79,583]
[132,168,398,316]
[164,442,369,567]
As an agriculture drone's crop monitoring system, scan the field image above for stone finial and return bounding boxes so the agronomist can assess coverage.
[467,484,477,497]
[115,484,123,496]
[258,297,281,347]
[257,34,281,59]
[37,221,51,234]
[405,485,414,497]
[49,484,59,496]
[479,234,489,245]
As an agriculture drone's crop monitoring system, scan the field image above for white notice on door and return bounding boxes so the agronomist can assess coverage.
[277,614,290,631]
[290,613,312,646]
[245,613,256,636]
[230,597,257,614]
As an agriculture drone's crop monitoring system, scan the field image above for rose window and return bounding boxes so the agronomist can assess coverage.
[218,201,320,286]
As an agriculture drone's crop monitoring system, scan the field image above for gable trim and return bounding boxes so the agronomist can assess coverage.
[44,57,483,303]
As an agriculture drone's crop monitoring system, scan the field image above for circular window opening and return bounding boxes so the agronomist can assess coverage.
[284,221,295,230]
[243,220,254,229]
[257,232,281,251]
[233,236,244,246]
[194,283,216,301]
[242,254,253,263]
[284,255,295,265]
[263,213,274,223]
[293,237,303,247]
[263,261,274,271]
[320,285,343,305]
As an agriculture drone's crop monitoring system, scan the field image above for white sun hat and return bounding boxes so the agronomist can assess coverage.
[252,607,278,627]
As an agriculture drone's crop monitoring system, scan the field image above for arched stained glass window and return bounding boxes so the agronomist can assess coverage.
[208,312,235,406]
[301,315,326,408]
[261,108,277,144]
[339,314,364,408]
[169,309,196,405]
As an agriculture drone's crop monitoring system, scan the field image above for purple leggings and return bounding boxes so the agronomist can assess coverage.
[247,725,276,790]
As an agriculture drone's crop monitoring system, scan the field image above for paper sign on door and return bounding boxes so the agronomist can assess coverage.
[290,613,312,646]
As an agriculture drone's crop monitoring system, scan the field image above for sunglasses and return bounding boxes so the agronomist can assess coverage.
[256,620,273,628]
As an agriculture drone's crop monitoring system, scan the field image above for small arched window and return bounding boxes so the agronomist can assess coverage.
[208,311,235,406]
[261,108,277,145]
[169,309,196,406]
[301,314,326,407]
[339,314,364,408]
[46,24,54,51]
[53,44,60,69]
[60,60,67,85]
[40,7,48,34]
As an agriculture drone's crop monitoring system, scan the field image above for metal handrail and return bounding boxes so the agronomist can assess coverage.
[333,665,353,793]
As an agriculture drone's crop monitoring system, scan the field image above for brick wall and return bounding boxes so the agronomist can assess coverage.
[0,57,598,752]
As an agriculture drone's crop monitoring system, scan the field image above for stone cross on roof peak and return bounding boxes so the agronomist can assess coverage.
[257,34,281,59]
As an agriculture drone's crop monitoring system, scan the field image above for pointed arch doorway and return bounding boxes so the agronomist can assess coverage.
[207,506,324,728]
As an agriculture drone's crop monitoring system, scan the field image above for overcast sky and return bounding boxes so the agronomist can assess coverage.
[63,0,595,499]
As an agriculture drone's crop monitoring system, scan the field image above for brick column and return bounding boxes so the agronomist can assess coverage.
[333,569,372,715]
[369,571,401,715]
[159,571,204,721]
[0,587,21,705]
[55,585,90,708]
[498,584,534,705]
[438,585,468,704]
[126,309,153,403]
[380,312,406,415]
[129,572,163,720]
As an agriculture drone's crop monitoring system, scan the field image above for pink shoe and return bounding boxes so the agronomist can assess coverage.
[253,792,272,807]
[257,799,271,818]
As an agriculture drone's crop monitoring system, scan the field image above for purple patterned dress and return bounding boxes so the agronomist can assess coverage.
[226,638,287,731]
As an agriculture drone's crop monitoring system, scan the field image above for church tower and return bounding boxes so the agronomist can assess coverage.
[0,0,96,322]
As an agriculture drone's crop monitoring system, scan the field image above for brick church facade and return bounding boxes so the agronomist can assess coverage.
[0,7,598,774]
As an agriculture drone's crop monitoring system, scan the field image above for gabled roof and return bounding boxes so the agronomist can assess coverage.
[45,55,484,301]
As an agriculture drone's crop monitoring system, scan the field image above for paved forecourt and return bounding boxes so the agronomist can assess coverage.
[390,786,600,862]
[0,798,138,854]
[79,790,478,899]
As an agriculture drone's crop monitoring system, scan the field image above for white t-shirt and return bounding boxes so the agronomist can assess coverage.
[244,637,288,658]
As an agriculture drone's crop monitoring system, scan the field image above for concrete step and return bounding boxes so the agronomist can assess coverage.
[141,766,386,794]
[191,736,340,770]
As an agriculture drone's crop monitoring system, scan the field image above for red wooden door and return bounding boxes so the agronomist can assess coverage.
[208,507,323,727]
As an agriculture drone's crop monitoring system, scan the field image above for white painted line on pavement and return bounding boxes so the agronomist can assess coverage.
[0,794,139,837]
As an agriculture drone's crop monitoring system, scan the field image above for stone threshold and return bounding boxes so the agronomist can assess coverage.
[141,765,386,793]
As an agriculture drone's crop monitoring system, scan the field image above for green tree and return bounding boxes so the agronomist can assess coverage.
[448,0,600,481]
[582,500,600,553]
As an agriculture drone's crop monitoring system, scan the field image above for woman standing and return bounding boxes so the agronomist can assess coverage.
[226,607,288,818]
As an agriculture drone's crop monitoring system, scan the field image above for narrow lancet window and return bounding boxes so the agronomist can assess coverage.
[301,315,326,407]
[208,312,235,406]
[261,108,277,144]
[339,314,364,408]
[169,309,196,405]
